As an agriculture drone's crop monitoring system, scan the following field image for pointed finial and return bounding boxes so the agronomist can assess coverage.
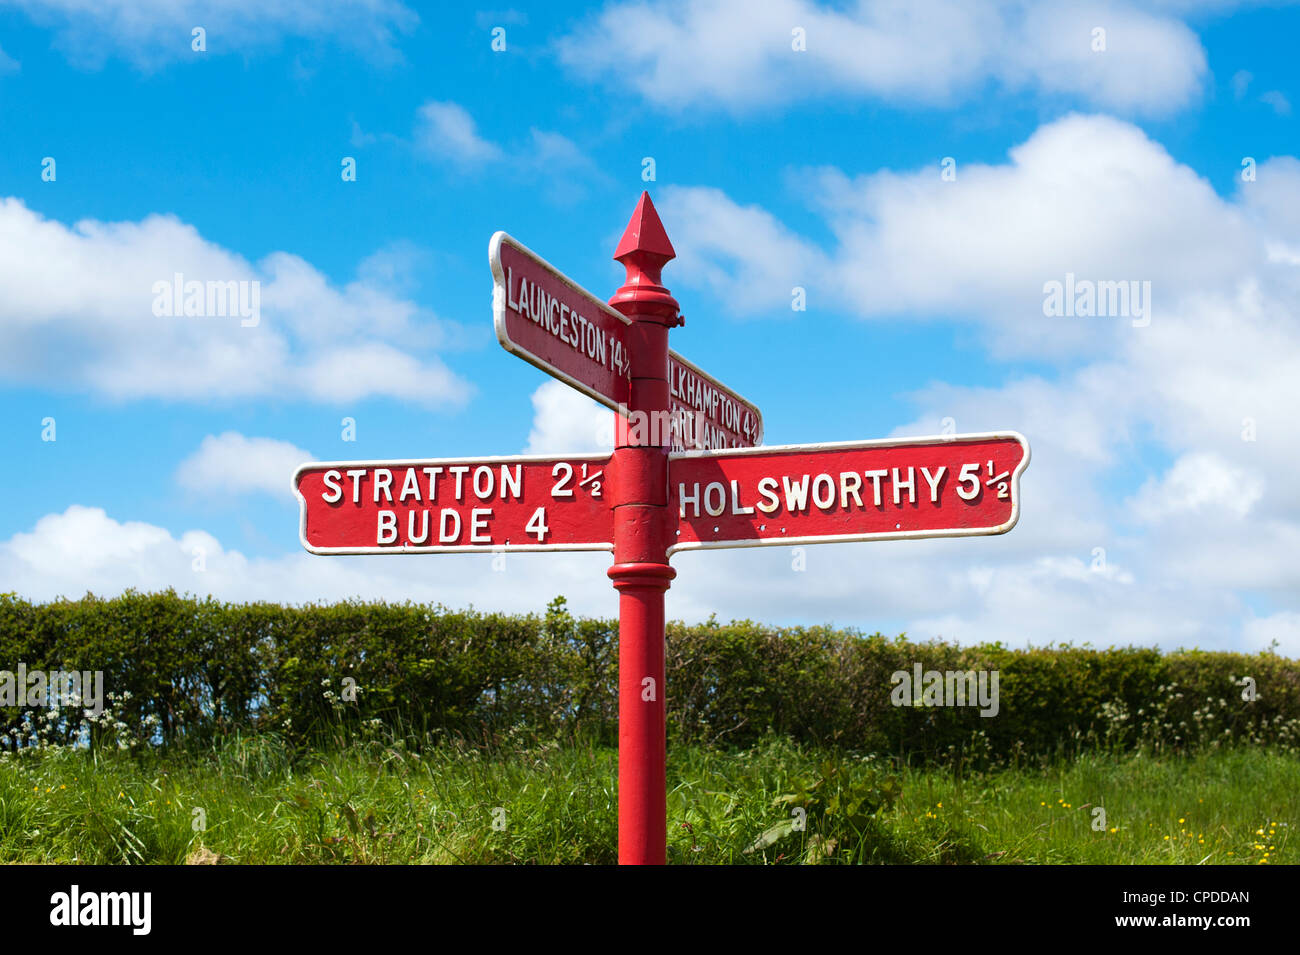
[609,192,681,324]
[614,191,675,263]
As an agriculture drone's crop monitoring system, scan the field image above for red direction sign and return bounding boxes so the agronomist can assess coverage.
[668,352,762,450]
[294,453,613,553]
[491,231,761,450]
[492,232,633,413]
[668,432,1029,552]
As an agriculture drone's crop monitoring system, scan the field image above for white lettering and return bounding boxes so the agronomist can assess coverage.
[703,482,726,517]
[373,468,393,504]
[892,467,915,505]
[346,468,367,504]
[839,471,863,508]
[473,466,494,500]
[398,468,420,502]
[423,467,443,500]
[782,475,810,512]
[921,466,946,503]
[679,482,701,518]
[730,479,754,515]
[811,473,835,510]
[321,469,342,504]
[864,469,888,506]
[450,466,470,500]
[408,510,430,544]
[500,465,522,499]
[377,510,398,544]
[470,508,492,543]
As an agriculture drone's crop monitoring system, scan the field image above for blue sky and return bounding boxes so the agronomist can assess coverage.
[2,0,1299,653]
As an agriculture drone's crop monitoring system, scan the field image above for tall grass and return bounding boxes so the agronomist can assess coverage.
[1,733,1293,864]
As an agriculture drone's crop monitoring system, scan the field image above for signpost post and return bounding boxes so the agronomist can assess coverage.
[294,191,1030,865]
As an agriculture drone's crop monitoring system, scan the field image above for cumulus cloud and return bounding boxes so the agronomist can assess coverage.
[1230,68,1253,99]
[559,0,1211,115]
[1259,89,1292,115]
[0,505,618,616]
[0,198,470,405]
[1242,611,1300,657]
[523,380,614,454]
[650,114,1300,649]
[0,500,1269,653]
[8,107,1300,653]
[414,101,504,165]
[411,101,608,199]
[661,114,1269,359]
[1129,452,1264,523]
[176,433,313,498]
[656,186,825,313]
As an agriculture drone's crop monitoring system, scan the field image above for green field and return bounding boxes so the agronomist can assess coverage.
[1,735,1294,864]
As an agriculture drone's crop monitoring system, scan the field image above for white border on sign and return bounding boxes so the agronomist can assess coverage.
[490,231,764,446]
[664,431,1031,555]
[292,451,615,555]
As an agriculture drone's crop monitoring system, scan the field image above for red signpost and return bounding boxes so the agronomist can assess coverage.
[668,351,762,450]
[294,192,1030,865]
[491,228,762,452]
[669,434,1029,552]
[294,453,614,553]
[492,232,634,413]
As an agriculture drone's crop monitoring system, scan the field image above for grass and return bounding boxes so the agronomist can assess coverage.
[0,735,1294,864]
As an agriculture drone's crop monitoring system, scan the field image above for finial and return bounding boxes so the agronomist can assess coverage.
[609,192,681,324]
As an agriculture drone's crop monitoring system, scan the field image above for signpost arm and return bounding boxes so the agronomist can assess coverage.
[607,192,681,865]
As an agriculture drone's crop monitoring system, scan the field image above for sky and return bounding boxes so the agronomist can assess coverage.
[1,0,1298,654]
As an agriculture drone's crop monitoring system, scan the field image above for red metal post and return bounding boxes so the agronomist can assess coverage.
[607,192,681,865]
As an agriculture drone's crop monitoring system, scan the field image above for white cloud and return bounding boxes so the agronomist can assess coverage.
[655,186,824,313]
[176,433,313,498]
[44,108,1278,652]
[1232,68,1253,99]
[523,380,614,454]
[411,102,607,199]
[559,0,1210,115]
[521,129,611,201]
[5,113,1300,653]
[650,114,1300,650]
[1260,89,1292,115]
[1129,452,1264,523]
[2,0,418,68]
[4,113,1277,653]
[662,114,1266,361]
[1242,611,1300,657]
[0,489,1283,653]
[661,114,1300,523]
[0,505,618,617]
[0,198,470,405]
[414,101,504,165]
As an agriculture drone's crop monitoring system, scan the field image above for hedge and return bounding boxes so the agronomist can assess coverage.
[2,590,1297,763]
